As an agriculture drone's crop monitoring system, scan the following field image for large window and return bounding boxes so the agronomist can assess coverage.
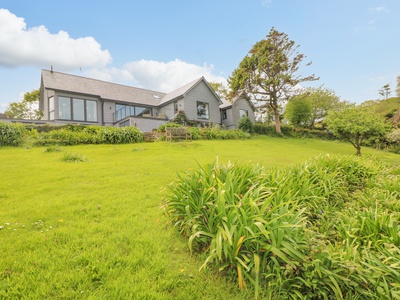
[58,96,97,122]
[115,104,152,122]
[73,98,85,121]
[59,97,71,120]
[197,101,209,120]
[86,100,97,122]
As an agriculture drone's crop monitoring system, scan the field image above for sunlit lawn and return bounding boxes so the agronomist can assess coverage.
[0,136,398,299]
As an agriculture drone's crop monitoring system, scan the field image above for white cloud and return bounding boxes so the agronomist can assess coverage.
[86,59,227,92]
[0,9,111,69]
[368,7,389,13]
[354,20,376,33]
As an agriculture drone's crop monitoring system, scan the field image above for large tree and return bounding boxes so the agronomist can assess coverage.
[228,27,318,133]
[284,95,312,128]
[325,104,389,156]
[4,89,43,120]
[396,75,400,98]
[297,86,341,128]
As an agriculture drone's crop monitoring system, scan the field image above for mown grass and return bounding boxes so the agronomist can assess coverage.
[0,136,398,299]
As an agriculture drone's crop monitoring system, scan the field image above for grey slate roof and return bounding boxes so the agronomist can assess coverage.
[220,93,257,111]
[42,70,167,106]
[42,70,223,108]
[220,98,232,109]
[158,77,203,105]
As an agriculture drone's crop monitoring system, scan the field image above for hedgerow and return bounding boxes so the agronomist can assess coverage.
[163,155,400,299]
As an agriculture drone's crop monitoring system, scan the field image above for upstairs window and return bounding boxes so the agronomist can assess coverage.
[197,101,209,120]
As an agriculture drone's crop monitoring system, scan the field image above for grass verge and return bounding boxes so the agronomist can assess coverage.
[0,137,398,299]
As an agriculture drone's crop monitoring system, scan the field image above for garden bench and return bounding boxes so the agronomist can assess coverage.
[165,127,192,141]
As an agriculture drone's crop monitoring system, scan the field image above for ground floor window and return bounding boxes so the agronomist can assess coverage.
[239,109,248,118]
[58,96,97,122]
[197,101,209,120]
[222,110,227,120]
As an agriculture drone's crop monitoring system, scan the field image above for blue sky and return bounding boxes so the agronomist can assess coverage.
[1,0,399,112]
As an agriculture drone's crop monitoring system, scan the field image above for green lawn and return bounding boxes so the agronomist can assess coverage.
[0,137,398,299]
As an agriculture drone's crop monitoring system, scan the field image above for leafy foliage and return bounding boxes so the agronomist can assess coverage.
[0,122,29,146]
[208,81,229,99]
[229,27,318,134]
[34,125,144,146]
[164,155,400,299]
[4,89,43,120]
[237,116,254,133]
[284,95,312,127]
[325,104,390,155]
[292,87,341,128]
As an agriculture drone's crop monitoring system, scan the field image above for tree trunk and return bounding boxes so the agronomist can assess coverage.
[274,108,281,134]
[356,146,362,156]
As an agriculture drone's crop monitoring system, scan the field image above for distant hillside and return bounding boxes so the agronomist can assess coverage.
[362,97,400,121]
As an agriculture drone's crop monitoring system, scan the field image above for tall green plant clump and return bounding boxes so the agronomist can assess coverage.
[163,155,400,299]
[0,122,29,146]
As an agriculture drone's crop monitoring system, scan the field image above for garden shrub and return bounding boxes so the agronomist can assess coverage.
[164,155,400,299]
[34,128,96,146]
[0,122,29,146]
[199,126,250,140]
[98,126,143,144]
[33,125,143,146]
[157,123,182,133]
[237,116,254,133]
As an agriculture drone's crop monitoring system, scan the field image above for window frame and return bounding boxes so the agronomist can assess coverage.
[48,96,55,120]
[197,101,210,120]
[57,96,98,122]
[239,109,248,118]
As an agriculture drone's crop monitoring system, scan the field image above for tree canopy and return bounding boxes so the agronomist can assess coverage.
[325,104,389,156]
[304,87,341,128]
[228,27,318,133]
[4,89,43,120]
[284,95,312,128]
